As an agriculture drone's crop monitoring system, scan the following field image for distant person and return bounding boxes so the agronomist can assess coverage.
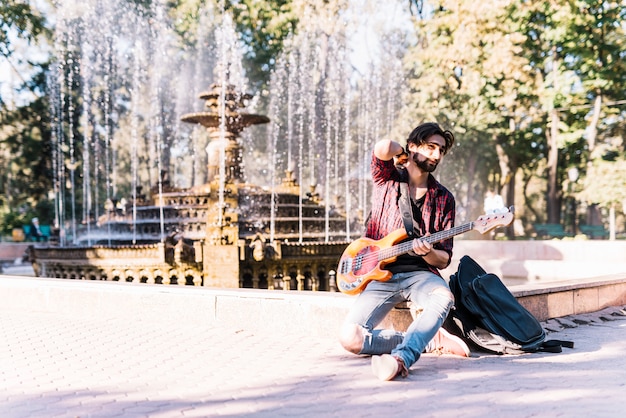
[484,190,505,214]
[28,217,45,242]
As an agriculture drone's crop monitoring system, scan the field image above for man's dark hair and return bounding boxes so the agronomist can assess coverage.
[407,122,455,155]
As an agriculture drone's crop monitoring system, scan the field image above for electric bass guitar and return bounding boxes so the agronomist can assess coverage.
[336,207,515,295]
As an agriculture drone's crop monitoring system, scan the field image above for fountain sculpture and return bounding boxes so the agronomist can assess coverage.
[29,81,355,291]
[26,2,407,291]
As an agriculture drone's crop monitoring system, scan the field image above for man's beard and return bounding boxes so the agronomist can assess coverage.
[413,155,438,172]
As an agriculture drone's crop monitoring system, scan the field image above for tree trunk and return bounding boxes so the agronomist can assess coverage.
[504,166,517,239]
[587,94,602,153]
[496,130,516,238]
[495,142,510,199]
[547,108,560,223]
[464,152,478,219]
[609,204,616,241]
[546,46,561,224]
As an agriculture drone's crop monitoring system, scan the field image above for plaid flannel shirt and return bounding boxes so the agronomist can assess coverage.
[365,152,456,275]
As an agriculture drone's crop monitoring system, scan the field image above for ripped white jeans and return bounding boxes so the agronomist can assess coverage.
[343,270,453,367]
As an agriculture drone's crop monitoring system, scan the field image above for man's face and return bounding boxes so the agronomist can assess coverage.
[407,134,446,173]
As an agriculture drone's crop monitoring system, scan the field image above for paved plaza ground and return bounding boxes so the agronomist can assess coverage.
[1,287,625,418]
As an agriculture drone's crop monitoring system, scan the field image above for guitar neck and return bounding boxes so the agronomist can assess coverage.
[380,222,474,261]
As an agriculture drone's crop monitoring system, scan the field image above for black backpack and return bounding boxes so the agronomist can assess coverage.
[444,255,573,354]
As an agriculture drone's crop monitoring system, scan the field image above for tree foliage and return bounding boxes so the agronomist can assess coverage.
[0,69,54,230]
[514,0,626,220]
[0,0,47,58]
[401,0,542,225]
[401,0,626,230]
[0,0,49,109]
[0,0,52,231]
[225,0,299,91]
[2,0,626,238]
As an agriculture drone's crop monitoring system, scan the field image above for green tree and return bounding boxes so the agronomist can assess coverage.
[0,0,48,108]
[0,0,51,233]
[559,0,626,235]
[561,0,626,154]
[0,69,54,230]
[225,0,299,91]
[169,0,301,91]
[516,0,626,227]
[0,0,46,56]
[404,0,626,237]
[401,0,542,233]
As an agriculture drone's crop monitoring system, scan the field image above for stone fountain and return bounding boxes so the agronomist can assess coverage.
[180,83,269,184]
[28,83,356,291]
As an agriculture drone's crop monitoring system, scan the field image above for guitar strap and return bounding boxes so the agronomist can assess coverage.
[399,182,417,238]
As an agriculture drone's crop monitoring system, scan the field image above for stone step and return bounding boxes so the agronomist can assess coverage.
[2,273,625,339]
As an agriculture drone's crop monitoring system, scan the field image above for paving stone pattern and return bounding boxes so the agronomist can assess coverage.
[1,306,625,417]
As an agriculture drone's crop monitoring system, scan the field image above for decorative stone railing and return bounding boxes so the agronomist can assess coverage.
[280,241,349,258]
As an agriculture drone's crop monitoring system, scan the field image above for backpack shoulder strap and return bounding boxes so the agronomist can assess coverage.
[538,339,575,353]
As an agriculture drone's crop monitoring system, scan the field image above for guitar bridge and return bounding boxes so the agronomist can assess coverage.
[339,277,362,291]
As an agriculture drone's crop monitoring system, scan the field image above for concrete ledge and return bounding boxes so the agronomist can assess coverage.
[0,276,354,338]
[510,274,626,321]
[476,259,626,281]
[1,273,626,339]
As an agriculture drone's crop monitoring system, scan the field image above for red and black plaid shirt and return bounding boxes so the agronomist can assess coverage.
[365,152,455,275]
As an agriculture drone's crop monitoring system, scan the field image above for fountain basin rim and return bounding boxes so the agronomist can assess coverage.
[180,112,270,127]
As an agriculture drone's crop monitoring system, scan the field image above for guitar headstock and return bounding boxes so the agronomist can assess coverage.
[472,206,515,234]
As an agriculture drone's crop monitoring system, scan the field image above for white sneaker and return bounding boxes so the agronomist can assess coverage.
[428,328,470,357]
[371,354,409,381]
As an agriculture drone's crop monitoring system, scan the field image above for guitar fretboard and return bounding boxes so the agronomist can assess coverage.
[376,222,474,261]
